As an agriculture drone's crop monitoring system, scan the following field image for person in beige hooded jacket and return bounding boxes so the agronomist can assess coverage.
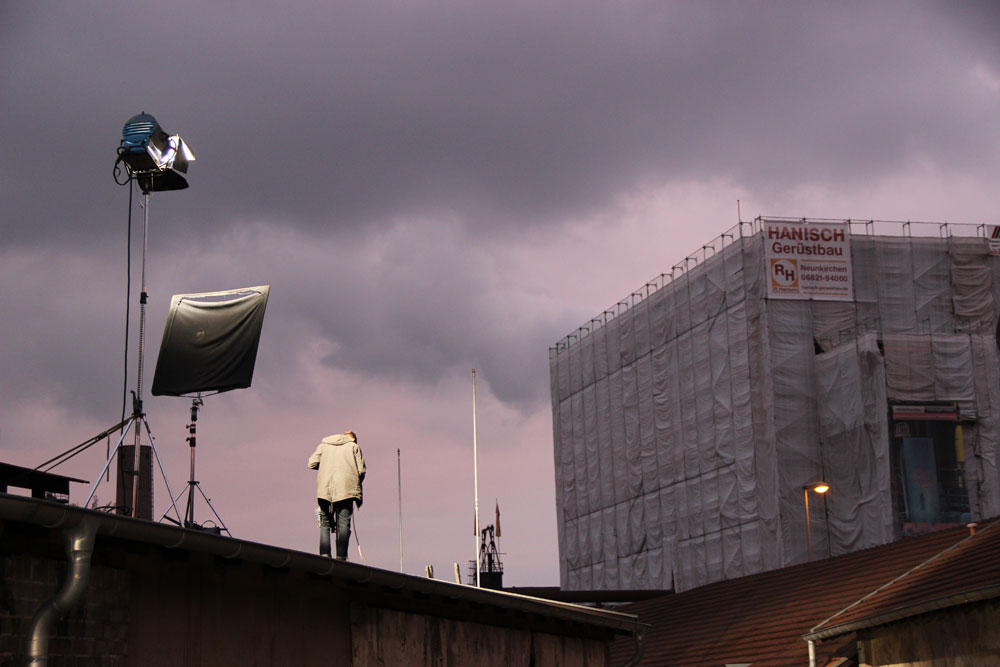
[308,431,365,559]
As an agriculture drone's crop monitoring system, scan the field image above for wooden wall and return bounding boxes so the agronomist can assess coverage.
[857,599,1000,667]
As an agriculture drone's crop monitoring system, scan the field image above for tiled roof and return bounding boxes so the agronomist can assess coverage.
[807,519,1000,641]
[609,521,998,666]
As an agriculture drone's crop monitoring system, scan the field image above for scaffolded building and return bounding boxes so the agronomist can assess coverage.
[549,217,1000,592]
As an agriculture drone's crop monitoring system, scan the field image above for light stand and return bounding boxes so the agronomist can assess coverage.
[35,395,178,523]
[159,395,230,535]
[129,186,152,516]
[184,396,203,527]
[81,177,183,521]
[43,113,201,522]
[38,167,184,519]
[91,112,193,519]
[82,390,182,523]
[150,284,270,535]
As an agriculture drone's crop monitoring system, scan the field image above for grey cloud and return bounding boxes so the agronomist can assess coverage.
[4,2,998,251]
[4,4,999,581]
[3,1,999,422]
[0,254,133,419]
[249,223,581,410]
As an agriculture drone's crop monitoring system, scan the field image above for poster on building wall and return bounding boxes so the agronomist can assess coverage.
[988,226,1000,256]
[763,220,854,301]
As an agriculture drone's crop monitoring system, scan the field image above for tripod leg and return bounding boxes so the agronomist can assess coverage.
[193,483,232,536]
[142,417,183,525]
[83,418,135,508]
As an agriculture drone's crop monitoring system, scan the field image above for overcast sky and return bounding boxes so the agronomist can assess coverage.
[2,1,998,585]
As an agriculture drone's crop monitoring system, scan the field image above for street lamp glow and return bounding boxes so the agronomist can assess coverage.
[803,482,830,562]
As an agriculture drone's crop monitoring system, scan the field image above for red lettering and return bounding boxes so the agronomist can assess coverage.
[768,224,846,243]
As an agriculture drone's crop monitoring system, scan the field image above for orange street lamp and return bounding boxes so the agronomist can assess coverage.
[804,482,830,562]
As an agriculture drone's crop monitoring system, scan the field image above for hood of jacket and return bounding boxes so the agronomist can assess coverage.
[321,433,355,447]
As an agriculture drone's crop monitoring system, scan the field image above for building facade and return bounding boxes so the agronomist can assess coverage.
[550,217,1000,592]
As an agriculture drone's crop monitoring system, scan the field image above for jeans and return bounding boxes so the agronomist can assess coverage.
[318,498,353,559]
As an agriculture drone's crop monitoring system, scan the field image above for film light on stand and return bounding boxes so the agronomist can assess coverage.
[117,112,195,192]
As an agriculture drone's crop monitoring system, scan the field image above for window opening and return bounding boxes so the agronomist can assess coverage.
[890,403,969,537]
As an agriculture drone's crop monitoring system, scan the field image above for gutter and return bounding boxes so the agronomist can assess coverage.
[804,584,1000,643]
[1,495,642,639]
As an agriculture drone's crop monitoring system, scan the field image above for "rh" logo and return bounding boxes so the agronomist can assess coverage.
[771,259,798,287]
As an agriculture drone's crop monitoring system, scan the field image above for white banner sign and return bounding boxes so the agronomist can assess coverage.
[764,220,853,301]
[989,226,1000,256]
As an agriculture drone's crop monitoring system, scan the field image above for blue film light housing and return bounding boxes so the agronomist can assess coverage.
[122,113,159,152]
[117,112,194,192]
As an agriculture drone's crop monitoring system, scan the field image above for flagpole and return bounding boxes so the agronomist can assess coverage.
[472,369,480,588]
[397,447,403,573]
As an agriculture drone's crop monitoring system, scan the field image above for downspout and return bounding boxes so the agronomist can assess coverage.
[807,638,816,667]
[620,627,646,667]
[26,516,99,666]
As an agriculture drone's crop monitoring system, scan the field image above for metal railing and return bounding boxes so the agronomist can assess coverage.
[549,217,990,355]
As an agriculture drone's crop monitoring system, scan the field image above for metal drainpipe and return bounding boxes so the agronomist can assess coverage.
[620,627,646,667]
[807,639,816,667]
[26,516,99,666]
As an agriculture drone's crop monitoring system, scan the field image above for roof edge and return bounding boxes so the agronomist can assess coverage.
[804,584,1000,642]
[805,519,1000,639]
[0,494,642,636]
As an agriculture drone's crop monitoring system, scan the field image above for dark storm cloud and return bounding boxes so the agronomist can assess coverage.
[311,249,566,410]
[2,1,998,416]
[211,221,576,410]
[3,1,997,249]
[929,0,1000,58]
[3,2,998,583]
[0,251,131,419]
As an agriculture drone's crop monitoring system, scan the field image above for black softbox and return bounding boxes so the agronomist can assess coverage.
[151,286,270,396]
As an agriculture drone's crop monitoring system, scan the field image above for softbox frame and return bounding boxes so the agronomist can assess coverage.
[151,286,270,396]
